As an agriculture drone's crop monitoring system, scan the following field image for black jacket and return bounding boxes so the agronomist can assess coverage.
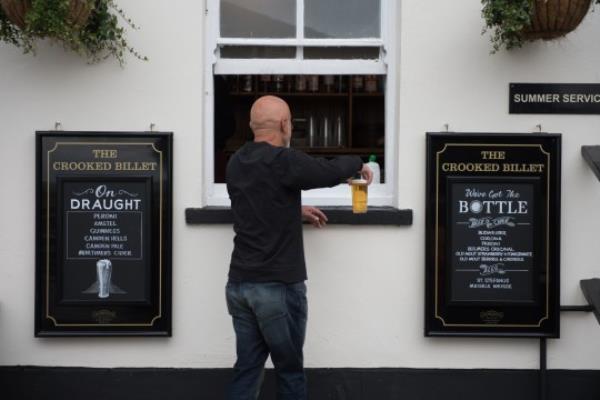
[226,141,363,283]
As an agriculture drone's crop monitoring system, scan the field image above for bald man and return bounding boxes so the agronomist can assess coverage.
[225,95,372,400]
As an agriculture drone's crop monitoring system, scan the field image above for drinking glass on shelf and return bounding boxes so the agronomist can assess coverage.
[307,114,317,147]
[352,75,364,92]
[296,75,307,92]
[309,75,319,92]
[291,117,307,148]
[334,114,345,147]
[260,75,271,92]
[274,75,284,92]
[321,115,331,147]
[338,75,346,93]
[324,75,335,93]
[242,75,253,92]
[365,75,378,93]
[286,75,294,92]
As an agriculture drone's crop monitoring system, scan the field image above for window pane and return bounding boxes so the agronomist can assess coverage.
[214,75,385,183]
[304,47,380,60]
[220,46,296,59]
[304,0,380,39]
[220,0,296,38]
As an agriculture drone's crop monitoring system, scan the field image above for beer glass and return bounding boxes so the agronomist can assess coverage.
[351,177,368,213]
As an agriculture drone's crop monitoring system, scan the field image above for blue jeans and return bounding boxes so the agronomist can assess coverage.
[226,281,308,400]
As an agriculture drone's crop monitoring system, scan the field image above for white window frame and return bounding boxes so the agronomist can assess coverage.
[203,0,398,207]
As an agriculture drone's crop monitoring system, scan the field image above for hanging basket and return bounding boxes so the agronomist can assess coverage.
[0,0,92,30]
[522,0,593,40]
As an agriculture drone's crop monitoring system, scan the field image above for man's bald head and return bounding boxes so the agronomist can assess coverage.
[249,95,292,146]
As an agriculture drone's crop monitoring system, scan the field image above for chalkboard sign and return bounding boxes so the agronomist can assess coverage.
[36,132,172,336]
[449,179,538,304]
[425,133,560,337]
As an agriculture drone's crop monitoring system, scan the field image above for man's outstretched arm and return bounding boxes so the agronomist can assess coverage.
[278,149,371,191]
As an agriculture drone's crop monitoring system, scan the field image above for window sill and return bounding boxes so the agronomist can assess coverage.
[185,206,413,226]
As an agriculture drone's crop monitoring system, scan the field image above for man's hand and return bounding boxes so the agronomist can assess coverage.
[360,164,373,185]
[302,206,328,228]
[346,164,374,185]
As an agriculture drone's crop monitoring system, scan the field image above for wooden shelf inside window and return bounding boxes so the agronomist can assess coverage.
[351,92,384,97]
[228,93,382,99]
[227,92,257,96]
[273,92,350,97]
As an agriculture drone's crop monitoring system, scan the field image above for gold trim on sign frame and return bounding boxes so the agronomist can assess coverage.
[434,143,551,328]
[46,142,164,327]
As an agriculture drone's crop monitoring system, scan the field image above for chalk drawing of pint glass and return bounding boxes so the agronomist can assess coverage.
[96,259,112,298]
[82,259,126,298]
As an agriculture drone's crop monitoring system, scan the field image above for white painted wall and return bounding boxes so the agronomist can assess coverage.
[1,0,600,370]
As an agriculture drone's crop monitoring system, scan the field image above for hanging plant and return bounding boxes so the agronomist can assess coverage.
[0,0,147,65]
[482,0,596,53]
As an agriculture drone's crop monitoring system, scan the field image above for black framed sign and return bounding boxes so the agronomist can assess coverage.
[36,132,172,336]
[425,133,561,337]
[510,83,600,114]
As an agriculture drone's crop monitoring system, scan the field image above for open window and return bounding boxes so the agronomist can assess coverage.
[204,0,397,206]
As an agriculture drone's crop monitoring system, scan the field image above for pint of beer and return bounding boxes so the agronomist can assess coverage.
[351,177,368,213]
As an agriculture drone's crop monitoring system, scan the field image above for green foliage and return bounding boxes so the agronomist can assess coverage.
[481,0,532,53]
[0,0,147,65]
[0,4,25,48]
